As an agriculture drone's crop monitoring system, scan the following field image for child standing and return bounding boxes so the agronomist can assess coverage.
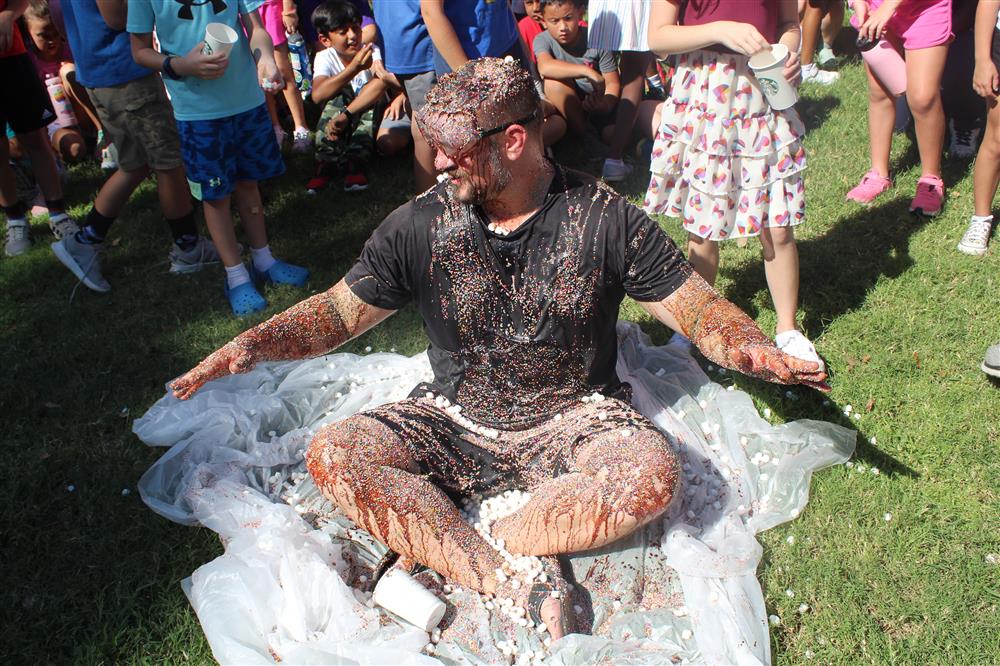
[643,0,821,367]
[51,0,216,293]
[306,0,408,193]
[259,0,311,151]
[958,0,1000,255]
[846,0,952,216]
[129,0,309,316]
[534,0,620,155]
[1,0,77,257]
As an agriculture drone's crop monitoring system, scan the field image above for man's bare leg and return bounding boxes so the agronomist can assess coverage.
[491,427,678,556]
[306,414,508,594]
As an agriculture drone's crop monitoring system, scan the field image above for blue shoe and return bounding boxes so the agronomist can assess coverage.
[225,281,267,316]
[251,259,309,287]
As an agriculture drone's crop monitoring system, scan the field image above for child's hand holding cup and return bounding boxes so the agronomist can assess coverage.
[749,44,799,111]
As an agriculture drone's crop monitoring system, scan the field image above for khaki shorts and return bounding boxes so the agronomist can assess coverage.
[87,74,183,172]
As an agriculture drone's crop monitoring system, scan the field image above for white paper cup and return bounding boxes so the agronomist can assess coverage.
[372,569,446,632]
[748,43,798,111]
[203,22,238,57]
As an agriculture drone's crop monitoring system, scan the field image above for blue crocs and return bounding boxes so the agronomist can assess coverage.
[225,281,267,316]
[251,259,310,287]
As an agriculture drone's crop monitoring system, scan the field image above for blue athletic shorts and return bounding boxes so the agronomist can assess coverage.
[176,103,285,202]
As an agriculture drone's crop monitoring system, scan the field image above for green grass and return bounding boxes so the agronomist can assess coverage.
[2,60,999,664]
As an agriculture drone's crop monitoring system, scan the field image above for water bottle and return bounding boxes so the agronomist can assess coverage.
[286,31,312,99]
[45,74,77,128]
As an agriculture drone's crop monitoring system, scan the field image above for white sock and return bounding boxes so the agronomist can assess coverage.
[971,214,994,224]
[802,63,817,74]
[225,263,251,289]
[250,245,277,272]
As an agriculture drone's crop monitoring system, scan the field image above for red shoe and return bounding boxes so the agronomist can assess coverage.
[344,165,368,192]
[306,162,336,194]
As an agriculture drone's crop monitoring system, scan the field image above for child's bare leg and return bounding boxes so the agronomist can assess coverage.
[0,136,18,207]
[92,167,150,216]
[154,166,194,220]
[275,45,307,130]
[60,63,102,133]
[800,3,823,67]
[904,45,948,178]
[760,225,800,334]
[202,195,243,267]
[607,51,652,160]
[636,100,663,141]
[543,112,567,146]
[233,180,268,251]
[686,233,720,285]
[822,1,843,46]
[543,78,589,136]
[376,126,410,156]
[865,62,897,177]
[52,127,87,164]
[974,98,1000,217]
[17,128,63,206]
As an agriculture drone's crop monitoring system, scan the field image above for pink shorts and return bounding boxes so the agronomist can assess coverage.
[259,0,287,47]
[867,0,953,50]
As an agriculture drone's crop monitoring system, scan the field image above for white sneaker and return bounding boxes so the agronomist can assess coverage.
[602,158,634,182]
[292,127,311,153]
[4,223,31,257]
[948,120,981,159]
[801,63,839,86]
[957,215,993,256]
[52,234,111,293]
[774,330,824,371]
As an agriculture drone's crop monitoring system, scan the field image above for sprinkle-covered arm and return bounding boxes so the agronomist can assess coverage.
[641,273,830,390]
[171,280,394,400]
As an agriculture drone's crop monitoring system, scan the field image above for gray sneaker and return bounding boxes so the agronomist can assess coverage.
[169,236,221,274]
[52,234,111,293]
[983,343,1000,378]
[48,214,80,240]
[4,223,31,257]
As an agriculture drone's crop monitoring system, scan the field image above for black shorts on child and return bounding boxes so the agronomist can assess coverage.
[0,53,56,134]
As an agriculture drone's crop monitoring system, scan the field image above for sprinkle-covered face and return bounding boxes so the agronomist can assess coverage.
[420,109,510,205]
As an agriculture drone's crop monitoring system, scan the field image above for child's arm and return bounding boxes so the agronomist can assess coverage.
[974,1,1000,98]
[536,51,603,86]
[130,32,229,79]
[858,0,902,43]
[325,76,388,139]
[583,68,621,114]
[0,0,27,53]
[420,0,468,71]
[242,9,283,91]
[96,0,127,32]
[281,0,298,34]
[311,42,374,105]
[647,0,770,57]
[776,0,802,84]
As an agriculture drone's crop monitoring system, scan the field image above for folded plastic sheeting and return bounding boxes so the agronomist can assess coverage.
[134,322,855,665]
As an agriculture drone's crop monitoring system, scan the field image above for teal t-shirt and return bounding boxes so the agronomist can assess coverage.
[127,0,266,121]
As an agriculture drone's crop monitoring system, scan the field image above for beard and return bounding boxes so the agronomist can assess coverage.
[450,141,512,206]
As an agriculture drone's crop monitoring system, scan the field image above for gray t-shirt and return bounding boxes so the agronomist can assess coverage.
[533,28,617,94]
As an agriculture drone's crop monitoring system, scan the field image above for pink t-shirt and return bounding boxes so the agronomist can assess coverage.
[681,0,777,44]
[29,43,72,81]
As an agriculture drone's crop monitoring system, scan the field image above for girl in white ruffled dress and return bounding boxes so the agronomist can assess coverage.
[643,0,822,367]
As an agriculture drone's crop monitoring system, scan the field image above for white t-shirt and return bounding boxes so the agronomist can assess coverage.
[312,46,382,95]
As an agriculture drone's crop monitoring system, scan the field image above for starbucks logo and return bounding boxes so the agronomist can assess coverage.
[759,77,779,96]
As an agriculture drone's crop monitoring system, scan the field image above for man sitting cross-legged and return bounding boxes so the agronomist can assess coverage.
[171,58,828,640]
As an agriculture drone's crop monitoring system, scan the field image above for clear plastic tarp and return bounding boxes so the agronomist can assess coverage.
[134,322,855,665]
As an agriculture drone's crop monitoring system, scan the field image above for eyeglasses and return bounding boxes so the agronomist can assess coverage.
[432,109,539,162]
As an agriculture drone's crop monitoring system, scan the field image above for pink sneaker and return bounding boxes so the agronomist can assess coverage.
[846,170,892,204]
[909,175,945,217]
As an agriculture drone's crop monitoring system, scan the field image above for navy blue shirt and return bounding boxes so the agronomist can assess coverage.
[61,0,150,88]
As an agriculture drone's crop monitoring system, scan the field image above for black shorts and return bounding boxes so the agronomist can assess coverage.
[0,54,56,135]
[358,383,667,496]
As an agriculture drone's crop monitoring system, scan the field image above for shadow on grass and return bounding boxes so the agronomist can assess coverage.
[798,95,840,132]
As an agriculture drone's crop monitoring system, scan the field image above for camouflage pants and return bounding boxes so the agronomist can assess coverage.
[314,93,374,167]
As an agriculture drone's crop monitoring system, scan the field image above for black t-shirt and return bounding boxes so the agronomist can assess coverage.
[346,166,692,429]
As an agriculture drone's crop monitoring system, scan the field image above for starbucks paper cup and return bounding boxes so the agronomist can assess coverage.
[748,44,798,111]
[372,569,446,632]
[203,22,238,57]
